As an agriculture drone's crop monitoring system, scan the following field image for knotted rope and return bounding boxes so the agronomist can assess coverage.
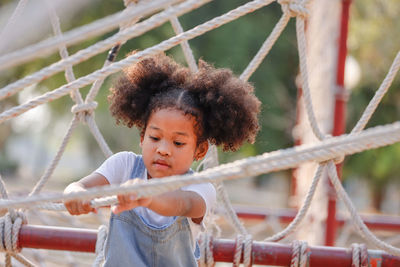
[232,234,253,267]
[278,0,309,18]
[351,243,369,267]
[198,232,214,267]
[0,212,34,267]
[92,225,108,267]
[290,240,309,267]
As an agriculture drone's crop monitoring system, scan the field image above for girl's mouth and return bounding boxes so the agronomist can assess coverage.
[153,160,170,169]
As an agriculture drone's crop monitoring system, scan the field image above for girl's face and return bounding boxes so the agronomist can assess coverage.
[140,108,208,178]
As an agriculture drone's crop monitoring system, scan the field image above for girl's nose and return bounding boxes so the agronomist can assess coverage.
[156,142,171,156]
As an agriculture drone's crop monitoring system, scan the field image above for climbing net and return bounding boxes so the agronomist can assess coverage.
[0,0,399,266]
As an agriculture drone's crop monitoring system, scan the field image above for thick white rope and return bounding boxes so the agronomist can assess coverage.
[0,0,398,262]
[327,161,400,256]
[290,240,309,267]
[292,0,400,253]
[295,17,325,141]
[92,225,108,267]
[198,232,214,267]
[169,15,198,72]
[0,0,211,101]
[243,234,253,267]
[29,117,80,196]
[233,234,243,267]
[351,51,400,134]
[240,3,293,81]
[0,0,183,71]
[3,120,400,210]
[0,212,34,267]
[351,243,369,267]
[216,182,248,235]
[0,0,273,124]
[264,163,325,242]
[28,0,112,197]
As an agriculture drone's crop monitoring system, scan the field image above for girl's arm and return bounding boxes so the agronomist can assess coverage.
[64,173,110,215]
[112,179,206,219]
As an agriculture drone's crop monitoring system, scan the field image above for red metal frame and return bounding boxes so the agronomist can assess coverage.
[233,206,400,232]
[325,0,352,246]
[18,225,400,266]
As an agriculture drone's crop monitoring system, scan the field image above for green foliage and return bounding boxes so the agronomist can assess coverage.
[344,0,400,189]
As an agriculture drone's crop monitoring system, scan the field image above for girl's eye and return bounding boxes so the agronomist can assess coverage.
[150,136,159,141]
[174,141,185,146]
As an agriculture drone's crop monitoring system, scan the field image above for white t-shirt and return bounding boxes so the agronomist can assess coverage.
[95,151,216,241]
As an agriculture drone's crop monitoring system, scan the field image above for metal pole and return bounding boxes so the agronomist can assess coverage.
[17,225,400,266]
[232,206,400,232]
[325,0,352,246]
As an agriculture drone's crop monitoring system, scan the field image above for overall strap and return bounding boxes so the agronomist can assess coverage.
[130,155,145,180]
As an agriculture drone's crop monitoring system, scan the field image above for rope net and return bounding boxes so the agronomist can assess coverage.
[0,0,399,266]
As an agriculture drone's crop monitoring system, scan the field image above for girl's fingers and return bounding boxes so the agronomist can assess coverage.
[65,200,95,215]
[82,201,94,212]
[111,200,139,215]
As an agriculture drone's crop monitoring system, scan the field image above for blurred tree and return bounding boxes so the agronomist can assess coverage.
[344,0,400,210]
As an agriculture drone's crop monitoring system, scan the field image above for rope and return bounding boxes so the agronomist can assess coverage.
[232,234,252,266]
[327,161,400,256]
[0,212,34,267]
[245,0,311,85]
[169,15,198,72]
[198,232,214,267]
[290,240,309,267]
[351,243,369,267]
[0,0,29,52]
[243,235,253,267]
[0,0,273,123]
[0,0,183,71]
[0,0,211,101]
[240,11,291,81]
[0,0,399,263]
[351,52,400,134]
[92,225,108,267]
[278,0,309,18]
[296,16,325,140]
[3,120,400,211]
[233,234,244,267]
[264,163,325,242]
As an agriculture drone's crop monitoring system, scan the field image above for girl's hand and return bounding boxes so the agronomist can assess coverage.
[111,179,152,214]
[63,182,96,215]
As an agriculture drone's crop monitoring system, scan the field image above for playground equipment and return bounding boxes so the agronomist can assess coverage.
[0,0,399,266]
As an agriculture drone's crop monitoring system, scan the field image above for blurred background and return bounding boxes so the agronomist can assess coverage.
[0,0,399,265]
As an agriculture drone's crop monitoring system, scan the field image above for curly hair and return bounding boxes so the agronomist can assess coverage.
[108,53,261,151]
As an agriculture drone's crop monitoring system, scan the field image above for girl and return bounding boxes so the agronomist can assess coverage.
[64,53,261,266]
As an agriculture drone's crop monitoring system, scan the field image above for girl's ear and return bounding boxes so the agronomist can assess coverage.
[140,135,144,147]
[195,141,209,161]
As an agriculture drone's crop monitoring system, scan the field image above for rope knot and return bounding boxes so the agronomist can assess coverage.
[233,234,253,267]
[290,240,309,267]
[0,211,27,254]
[278,0,309,18]
[93,225,108,266]
[71,101,98,121]
[319,134,345,164]
[198,232,214,267]
[351,243,369,267]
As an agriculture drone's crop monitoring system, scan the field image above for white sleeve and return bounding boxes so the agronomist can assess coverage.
[182,182,216,215]
[94,151,137,185]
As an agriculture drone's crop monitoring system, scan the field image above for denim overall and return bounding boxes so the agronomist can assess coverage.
[103,155,199,267]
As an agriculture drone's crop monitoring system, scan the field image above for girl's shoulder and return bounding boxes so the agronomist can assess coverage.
[105,151,142,168]
[96,151,143,185]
